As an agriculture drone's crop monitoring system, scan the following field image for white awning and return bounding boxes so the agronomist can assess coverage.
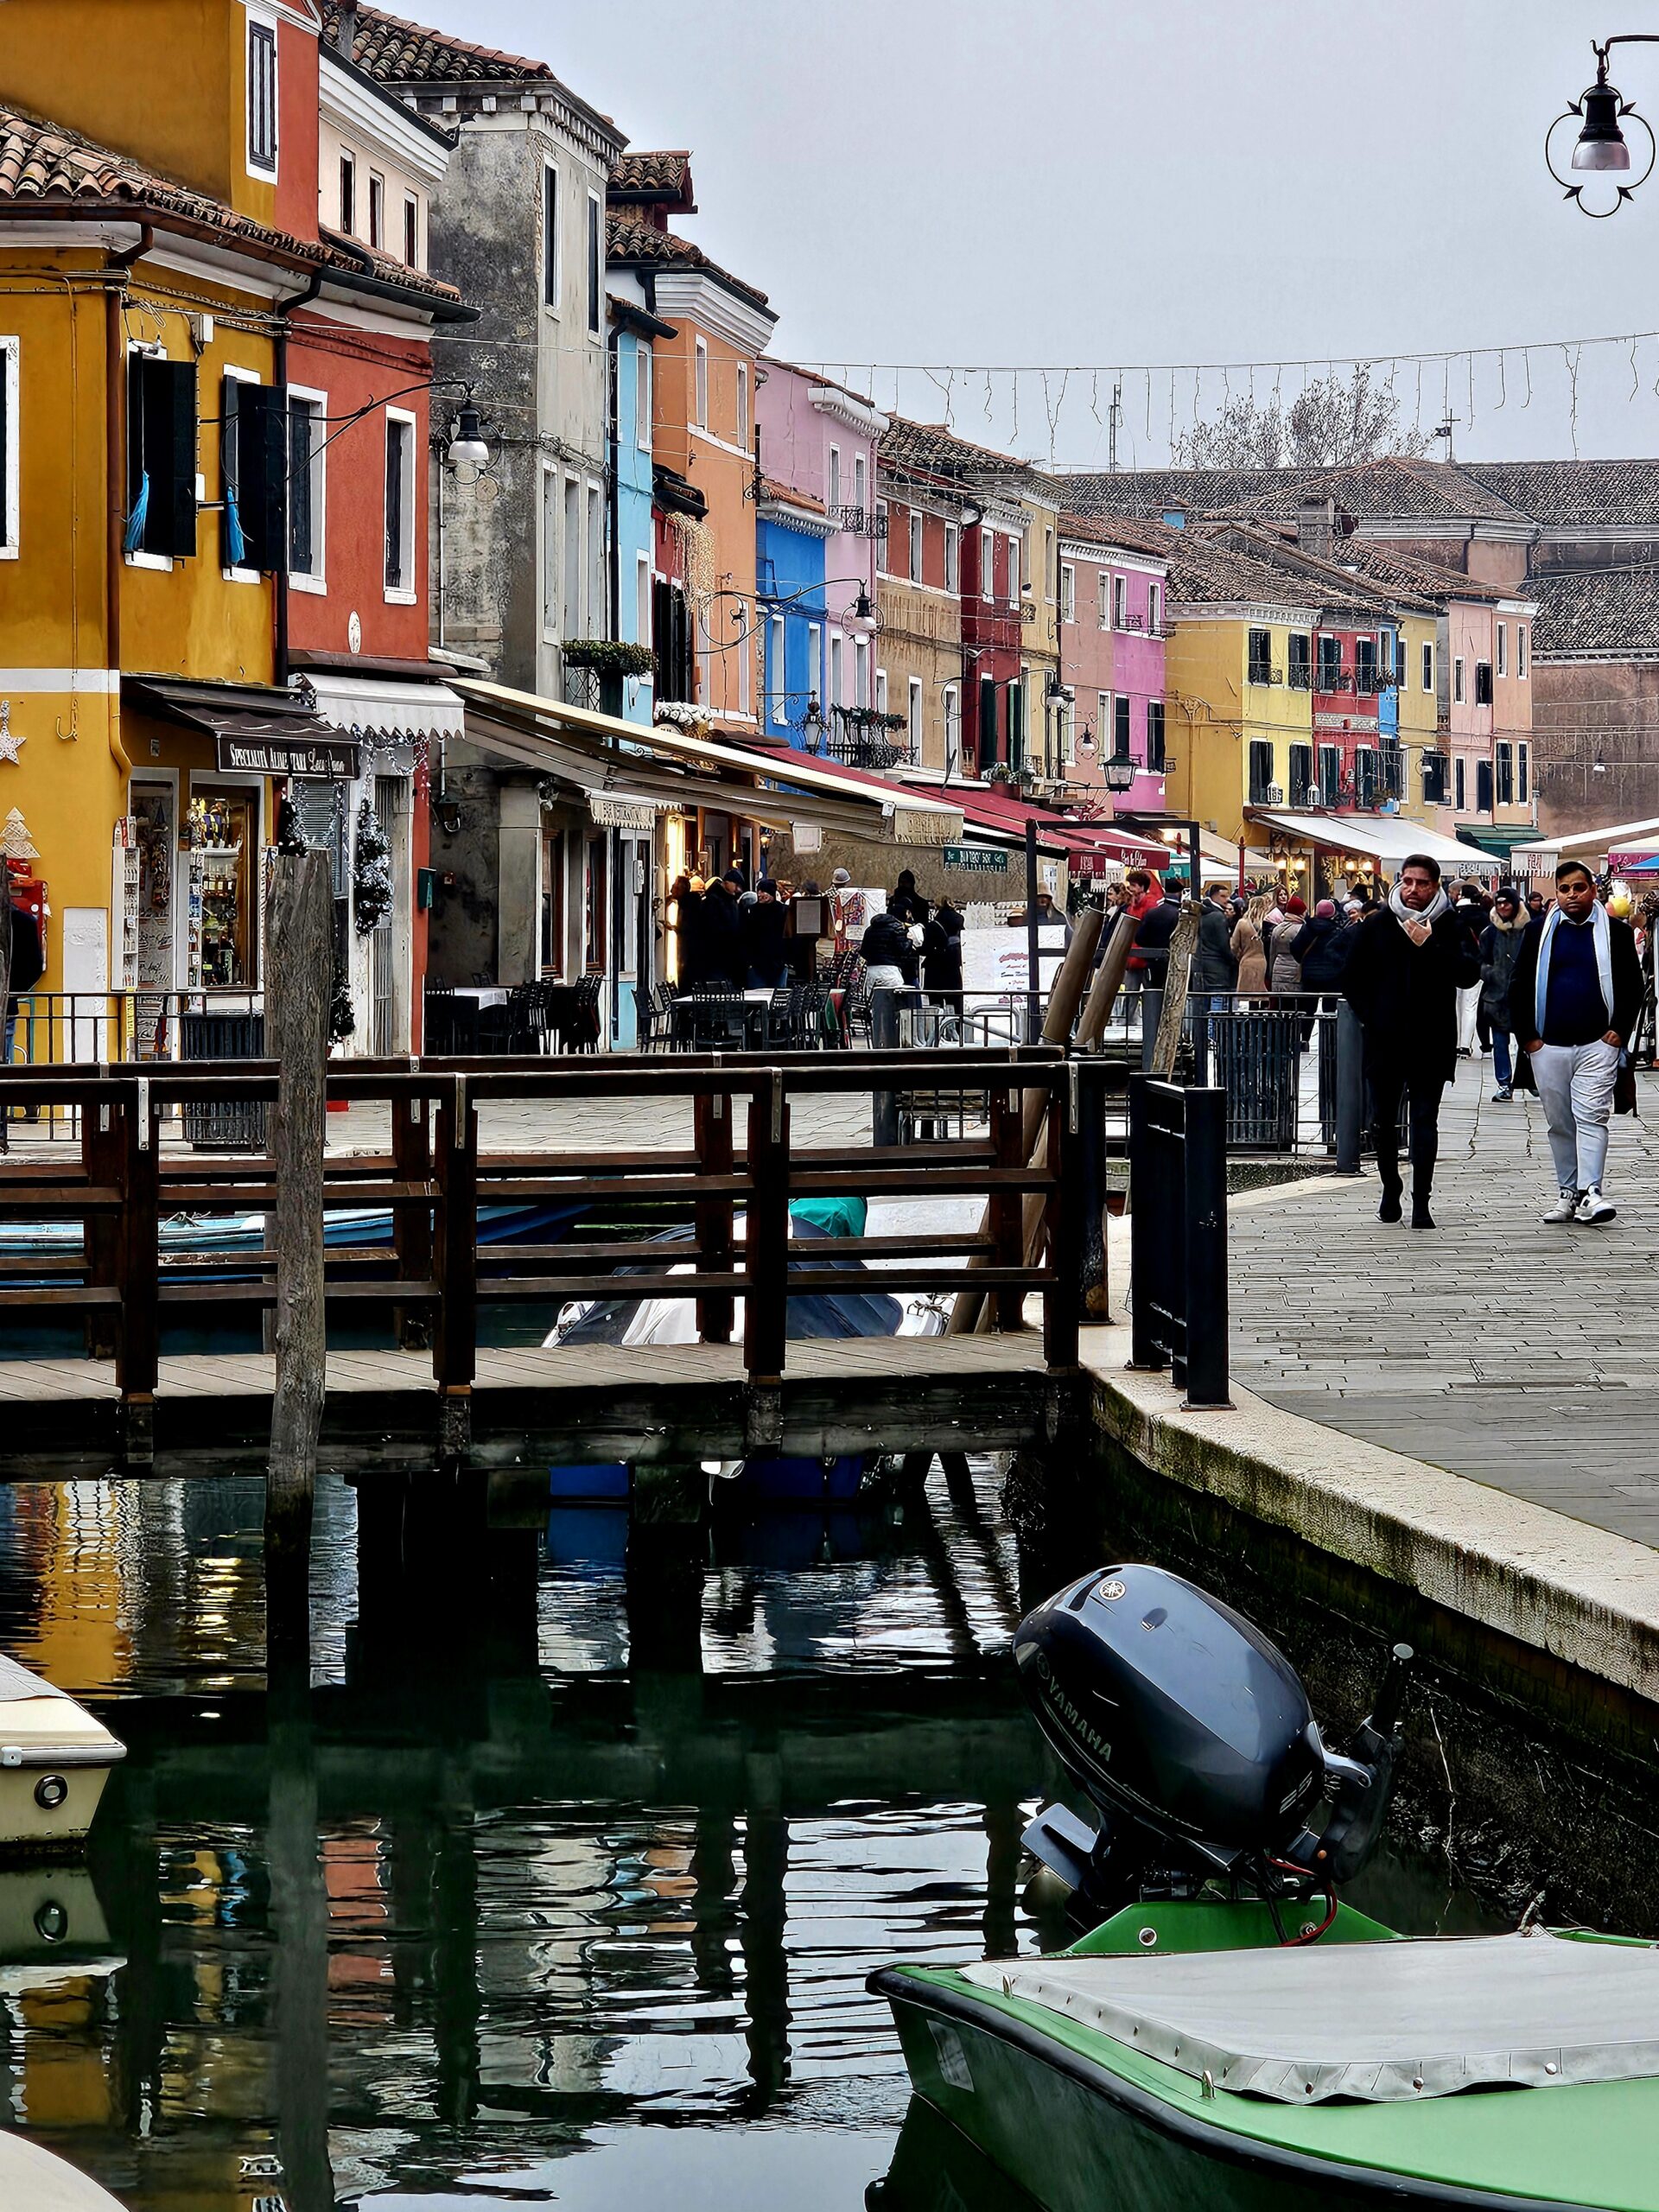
[298,671,466,741]
[1248,810,1479,870]
[1511,814,1659,863]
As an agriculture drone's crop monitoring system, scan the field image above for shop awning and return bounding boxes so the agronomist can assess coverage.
[1512,815,1659,869]
[1457,827,1521,859]
[124,677,359,779]
[297,671,464,742]
[1247,809,1479,872]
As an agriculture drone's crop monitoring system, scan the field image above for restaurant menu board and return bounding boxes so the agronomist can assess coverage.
[962,923,1070,996]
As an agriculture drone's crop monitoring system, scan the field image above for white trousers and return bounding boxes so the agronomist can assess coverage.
[1530,1038,1618,1192]
[1456,982,1481,1052]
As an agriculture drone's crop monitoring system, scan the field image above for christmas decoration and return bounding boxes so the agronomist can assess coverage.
[352,796,393,936]
[0,809,38,861]
[330,958,356,1045]
[0,703,24,766]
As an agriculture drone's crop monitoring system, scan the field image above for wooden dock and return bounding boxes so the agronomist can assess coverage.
[1,1332,1070,1469]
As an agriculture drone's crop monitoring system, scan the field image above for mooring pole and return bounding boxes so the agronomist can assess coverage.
[1335,1000,1365,1174]
[265,846,332,1607]
[1024,818,1040,1042]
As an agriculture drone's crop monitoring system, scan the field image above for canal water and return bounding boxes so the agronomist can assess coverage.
[0,1463,1496,2212]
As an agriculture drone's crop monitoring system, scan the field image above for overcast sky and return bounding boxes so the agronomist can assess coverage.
[461,0,1659,467]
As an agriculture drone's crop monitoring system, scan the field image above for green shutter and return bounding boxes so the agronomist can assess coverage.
[238,385,287,573]
[142,358,198,558]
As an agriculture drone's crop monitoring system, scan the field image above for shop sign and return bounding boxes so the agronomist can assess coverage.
[588,796,659,830]
[216,733,360,779]
[943,845,1008,873]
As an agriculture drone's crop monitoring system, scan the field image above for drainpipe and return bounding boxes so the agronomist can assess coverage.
[273,264,326,687]
[105,224,152,776]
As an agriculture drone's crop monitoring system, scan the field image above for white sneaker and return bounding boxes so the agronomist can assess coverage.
[1543,1189,1580,1224]
[1575,1185,1617,1224]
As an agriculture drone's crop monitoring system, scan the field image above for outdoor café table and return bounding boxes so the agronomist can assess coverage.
[443,985,508,1052]
[670,988,773,1049]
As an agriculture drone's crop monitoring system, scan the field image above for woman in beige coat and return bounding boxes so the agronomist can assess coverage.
[1230,895,1271,996]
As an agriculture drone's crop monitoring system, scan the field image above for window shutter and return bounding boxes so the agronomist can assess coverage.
[143,358,198,557]
[238,385,287,573]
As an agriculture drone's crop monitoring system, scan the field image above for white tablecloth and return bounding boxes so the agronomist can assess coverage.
[450,987,509,1008]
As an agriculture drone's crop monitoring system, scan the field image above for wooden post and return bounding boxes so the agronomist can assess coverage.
[988,1085,1025,1332]
[1074,914,1140,1052]
[83,1095,121,1359]
[1150,906,1199,1082]
[392,1091,433,1351]
[745,1072,790,1384]
[694,1089,734,1344]
[116,1077,159,1465]
[1042,1084,1080,1371]
[432,1072,478,1458]
[265,850,332,1568]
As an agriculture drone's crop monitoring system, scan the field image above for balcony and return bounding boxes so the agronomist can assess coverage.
[1247,662,1283,687]
[1287,662,1313,690]
[814,706,908,770]
[825,503,887,539]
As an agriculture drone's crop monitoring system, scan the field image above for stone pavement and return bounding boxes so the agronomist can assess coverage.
[1224,1057,1659,1548]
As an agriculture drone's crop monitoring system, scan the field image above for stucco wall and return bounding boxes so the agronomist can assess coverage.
[1532,658,1659,836]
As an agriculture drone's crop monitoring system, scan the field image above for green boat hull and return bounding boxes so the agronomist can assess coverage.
[874,1903,1657,2212]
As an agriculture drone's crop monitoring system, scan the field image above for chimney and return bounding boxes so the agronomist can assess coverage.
[1296,496,1337,563]
[334,2,358,58]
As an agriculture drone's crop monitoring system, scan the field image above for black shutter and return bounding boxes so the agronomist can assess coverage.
[385,421,404,590]
[1476,759,1494,814]
[237,385,287,573]
[142,357,198,557]
[288,396,313,575]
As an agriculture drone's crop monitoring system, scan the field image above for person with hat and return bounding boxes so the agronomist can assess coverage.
[830,868,866,958]
[1477,885,1530,1102]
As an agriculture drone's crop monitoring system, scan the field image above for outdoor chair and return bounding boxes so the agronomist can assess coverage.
[423,978,457,1055]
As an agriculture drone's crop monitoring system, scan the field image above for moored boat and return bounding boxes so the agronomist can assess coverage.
[0,2132,128,2209]
[0,1656,124,1853]
[874,1566,1659,2211]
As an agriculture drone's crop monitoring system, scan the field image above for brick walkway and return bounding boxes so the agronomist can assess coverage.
[1225,1057,1659,1546]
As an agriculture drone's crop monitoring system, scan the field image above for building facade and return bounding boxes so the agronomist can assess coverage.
[1056,517,1167,811]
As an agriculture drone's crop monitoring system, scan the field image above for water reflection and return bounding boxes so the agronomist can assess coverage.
[0,1465,1492,2211]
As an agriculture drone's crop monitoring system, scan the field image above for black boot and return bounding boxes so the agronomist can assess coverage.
[1411,1185,1436,1230]
[1375,1132,1403,1223]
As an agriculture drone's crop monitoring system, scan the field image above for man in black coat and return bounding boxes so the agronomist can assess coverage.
[700,874,746,987]
[1192,881,1237,999]
[1510,862,1643,1224]
[1340,854,1481,1230]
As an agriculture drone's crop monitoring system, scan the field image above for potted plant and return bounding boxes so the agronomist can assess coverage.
[563,639,657,716]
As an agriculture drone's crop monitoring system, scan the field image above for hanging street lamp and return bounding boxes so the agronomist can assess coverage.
[1547,35,1659,214]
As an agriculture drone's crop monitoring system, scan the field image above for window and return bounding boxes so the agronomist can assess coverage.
[1044,527,1054,600]
[1496,621,1507,677]
[735,361,748,445]
[767,613,785,724]
[247,17,276,175]
[1454,756,1466,811]
[1113,575,1127,630]
[384,410,415,598]
[1287,632,1312,690]
[1114,694,1132,759]
[829,631,843,708]
[287,389,324,582]
[1098,572,1111,629]
[1248,739,1274,803]
[1146,699,1166,772]
[1519,742,1530,804]
[218,370,283,575]
[635,343,651,452]
[1496,741,1514,805]
[909,509,923,583]
[0,337,16,556]
[854,452,867,518]
[875,499,890,569]
[1148,582,1160,634]
[978,673,996,765]
[907,677,923,761]
[943,683,960,770]
[1355,747,1377,805]
[1354,636,1377,694]
[587,192,601,338]
[126,350,199,563]
[1474,660,1493,707]
[1007,534,1021,604]
[1007,677,1025,767]
[944,523,958,593]
[1317,634,1342,690]
[587,483,602,639]
[806,622,821,711]
[1453,655,1465,704]
[980,528,994,601]
[404,194,419,268]
[563,474,581,640]
[1476,758,1494,814]
[542,166,560,308]
[1247,627,1273,685]
[694,340,708,429]
[540,465,558,637]
[368,172,385,250]
[636,556,652,660]
[1288,741,1313,802]
[339,151,356,235]
[1422,753,1447,804]
[1519,626,1529,679]
[1059,562,1076,624]
[828,446,841,510]
[1421,639,1434,692]
[1318,744,1340,807]
[854,634,869,709]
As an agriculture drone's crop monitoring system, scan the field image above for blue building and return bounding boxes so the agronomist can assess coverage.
[1379,616,1403,800]
[757,480,831,749]
[608,293,672,728]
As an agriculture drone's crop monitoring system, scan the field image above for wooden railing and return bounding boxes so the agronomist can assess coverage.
[0,1049,1118,1450]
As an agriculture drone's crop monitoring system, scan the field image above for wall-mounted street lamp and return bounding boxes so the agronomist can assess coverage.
[446,404,490,467]
[1076,723,1097,760]
[1547,35,1659,214]
[843,583,880,637]
[1103,756,1137,794]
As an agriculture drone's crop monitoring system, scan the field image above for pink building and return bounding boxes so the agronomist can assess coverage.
[1058,516,1168,810]
[754,359,887,658]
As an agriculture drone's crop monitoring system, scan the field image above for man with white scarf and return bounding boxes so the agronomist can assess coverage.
[1341,854,1482,1229]
[1510,861,1642,1224]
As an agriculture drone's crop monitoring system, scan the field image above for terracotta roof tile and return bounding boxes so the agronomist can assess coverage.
[0,105,461,305]
[1529,566,1659,656]
[605,211,771,315]
[321,1,554,82]
[610,149,694,203]
[1460,461,1659,530]
[1055,456,1533,528]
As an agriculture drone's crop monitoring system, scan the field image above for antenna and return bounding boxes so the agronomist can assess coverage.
[1108,379,1123,472]
[1433,416,1459,462]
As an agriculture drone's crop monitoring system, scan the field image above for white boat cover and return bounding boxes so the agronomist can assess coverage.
[0,1654,71,1703]
[960,1931,1659,2103]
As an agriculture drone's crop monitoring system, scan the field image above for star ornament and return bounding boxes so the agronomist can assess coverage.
[0,702,24,766]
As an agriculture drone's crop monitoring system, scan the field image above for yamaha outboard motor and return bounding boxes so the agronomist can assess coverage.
[1014,1564,1413,1927]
